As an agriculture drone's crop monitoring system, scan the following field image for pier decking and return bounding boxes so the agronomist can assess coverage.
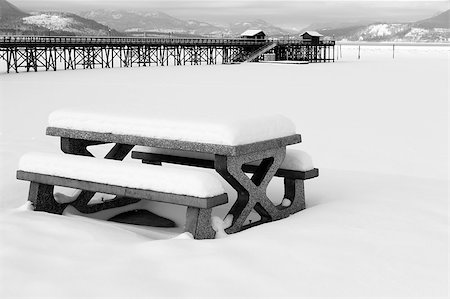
[0,36,335,73]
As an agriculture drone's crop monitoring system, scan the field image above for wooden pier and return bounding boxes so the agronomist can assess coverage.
[0,36,335,73]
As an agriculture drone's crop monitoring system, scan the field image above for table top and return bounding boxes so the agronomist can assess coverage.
[47,110,301,156]
[47,127,301,156]
[49,110,297,143]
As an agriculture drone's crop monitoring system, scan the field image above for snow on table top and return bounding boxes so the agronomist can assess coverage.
[135,147,315,171]
[18,152,225,198]
[48,110,296,146]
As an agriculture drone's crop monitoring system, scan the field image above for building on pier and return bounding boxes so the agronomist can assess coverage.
[240,30,266,40]
[301,31,324,45]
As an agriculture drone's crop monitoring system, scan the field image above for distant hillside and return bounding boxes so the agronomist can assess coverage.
[414,9,449,29]
[1,3,290,38]
[228,19,292,37]
[316,9,450,42]
[0,0,28,22]
[81,9,292,37]
[81,10,224,36]
[0,0,120,36]
[21,12,121,35]
[83,10,185,32]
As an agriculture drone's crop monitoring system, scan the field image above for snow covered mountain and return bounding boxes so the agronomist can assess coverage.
[80,9,292,37]
[0,0,28,21]
[82,10,187,33]
[0,2,289,37]
[228,19,292,37]
[21,12,120,36]
[316,9,449,42]
[81,9,224,36]
[0,0,119,36]
[415,9,449,29]
[2,0,447,41]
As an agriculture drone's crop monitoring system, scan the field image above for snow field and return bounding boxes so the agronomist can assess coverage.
[335,43,449,60]
[0,169,447,298]
[0,44,448,297]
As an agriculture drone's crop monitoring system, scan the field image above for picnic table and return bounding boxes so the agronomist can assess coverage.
[18,110,318,238]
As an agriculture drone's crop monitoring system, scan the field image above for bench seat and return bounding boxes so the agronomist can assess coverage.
[17,152,228,239]
[131,147,319,180]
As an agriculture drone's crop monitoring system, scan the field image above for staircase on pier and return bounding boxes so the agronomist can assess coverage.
[243,42,277,63]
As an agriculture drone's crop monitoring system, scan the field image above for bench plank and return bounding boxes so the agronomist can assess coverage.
[131,152,319,180]
[17,171,228,209]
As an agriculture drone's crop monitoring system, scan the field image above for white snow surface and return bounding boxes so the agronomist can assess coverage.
[211,215,232,239]
[0,44,448,298]
[48,109,296,146]
[281,198,291,207]
[19,152,225,198]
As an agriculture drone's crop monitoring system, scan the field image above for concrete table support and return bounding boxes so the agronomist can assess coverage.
[215,147,307,233]
[215,148,286,233]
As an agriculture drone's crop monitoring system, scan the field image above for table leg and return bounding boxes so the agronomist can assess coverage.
[28,182,66,214]
[185,207,215,239]
[215,147,286,234]
[61,137,132,160]
[282,178,306,214]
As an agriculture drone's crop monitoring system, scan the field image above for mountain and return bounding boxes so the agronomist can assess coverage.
[301,20,371,33]
[316,9,449,42]
[414,9,449,29]
[185,19,224,36]
[0,0,28,22]
[4,0,446,41]
[21,12,120,36]
[1,3,292,38]
[228,19,293,37]
[81,9,224,36]
[81,9,292,37]
[82,10,185,32]
[0,0,119,36]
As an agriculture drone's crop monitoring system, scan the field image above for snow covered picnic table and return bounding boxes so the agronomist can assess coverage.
[23,110,319,237]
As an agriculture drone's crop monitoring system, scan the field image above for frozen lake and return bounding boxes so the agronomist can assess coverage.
[0,43,448,298]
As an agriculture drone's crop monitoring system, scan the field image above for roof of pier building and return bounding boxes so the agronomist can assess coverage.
[240,30,266,38]
[301,31,324,38]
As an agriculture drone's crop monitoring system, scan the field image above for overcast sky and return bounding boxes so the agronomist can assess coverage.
[13,1,449,30]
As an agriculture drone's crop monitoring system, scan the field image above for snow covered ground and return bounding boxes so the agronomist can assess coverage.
[0,44,448,298]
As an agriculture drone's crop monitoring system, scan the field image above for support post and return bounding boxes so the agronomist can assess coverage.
[28,182,66,214]
[185,207,215,239]
[283,178,305,213]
